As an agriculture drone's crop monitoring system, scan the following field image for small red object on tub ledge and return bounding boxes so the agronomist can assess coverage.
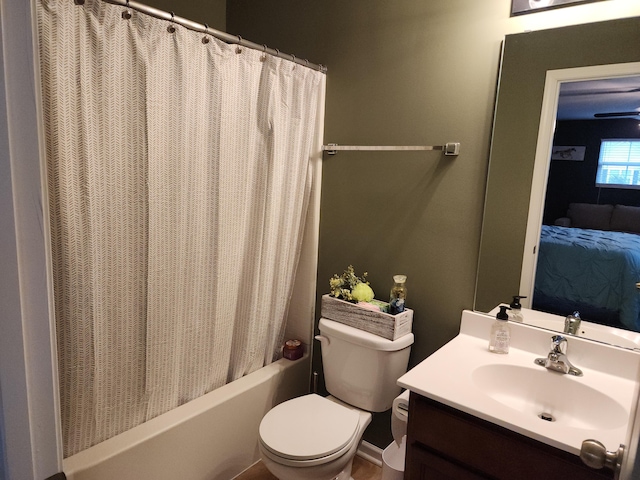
[283,339,304,360]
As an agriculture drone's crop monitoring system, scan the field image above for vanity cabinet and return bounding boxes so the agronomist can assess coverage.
[405,392,613,480]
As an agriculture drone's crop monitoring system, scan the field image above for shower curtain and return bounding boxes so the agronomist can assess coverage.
[37,0,325,457]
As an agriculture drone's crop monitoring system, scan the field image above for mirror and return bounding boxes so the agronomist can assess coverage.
[520,69,640,330]
[475,17,640,346]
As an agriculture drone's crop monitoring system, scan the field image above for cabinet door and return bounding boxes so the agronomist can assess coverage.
[405,442,487,480]
[406,393,613,480]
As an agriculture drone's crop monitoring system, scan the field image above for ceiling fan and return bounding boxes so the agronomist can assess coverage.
[557,76,640,120]
[593,111,640,118]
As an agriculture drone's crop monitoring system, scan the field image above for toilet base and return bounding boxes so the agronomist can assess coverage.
[260,449,354,480]
[335,457,353,480]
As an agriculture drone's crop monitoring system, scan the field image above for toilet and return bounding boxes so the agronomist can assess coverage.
[259,317,414,480]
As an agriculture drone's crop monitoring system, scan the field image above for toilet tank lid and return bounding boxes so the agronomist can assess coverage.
[319,318,414,351]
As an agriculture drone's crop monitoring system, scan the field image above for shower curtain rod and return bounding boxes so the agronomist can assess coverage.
[98,0,327,73]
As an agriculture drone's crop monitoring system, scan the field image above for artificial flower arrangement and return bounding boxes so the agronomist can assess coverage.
[328,265,388,313]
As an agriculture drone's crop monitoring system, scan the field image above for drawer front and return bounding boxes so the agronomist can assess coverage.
[406,441,487,480]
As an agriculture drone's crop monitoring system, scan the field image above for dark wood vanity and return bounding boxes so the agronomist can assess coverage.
[405,392,613,480]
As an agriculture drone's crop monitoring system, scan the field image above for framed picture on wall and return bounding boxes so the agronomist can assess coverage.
[511,0,606,16]
[551,146,586,161]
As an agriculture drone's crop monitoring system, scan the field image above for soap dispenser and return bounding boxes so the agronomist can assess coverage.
[489,305,511,354]
[508,295,527,323]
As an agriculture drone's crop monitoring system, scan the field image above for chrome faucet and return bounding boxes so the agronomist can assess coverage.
[564,311,581,335]
[535,335,583,376]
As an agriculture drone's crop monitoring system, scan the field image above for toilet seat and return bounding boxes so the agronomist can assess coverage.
[259,394,361,466]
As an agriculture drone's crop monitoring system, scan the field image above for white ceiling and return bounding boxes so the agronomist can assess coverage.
[556,75,640,120]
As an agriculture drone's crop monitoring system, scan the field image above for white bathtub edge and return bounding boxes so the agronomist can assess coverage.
[63,354,310,480]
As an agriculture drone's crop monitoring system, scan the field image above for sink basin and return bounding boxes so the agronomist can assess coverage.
[472,364,628,430]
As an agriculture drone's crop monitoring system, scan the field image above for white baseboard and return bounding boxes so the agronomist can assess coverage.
[356,440,383,467]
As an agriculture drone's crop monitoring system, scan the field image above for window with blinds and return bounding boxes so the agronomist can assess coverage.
[596,139,640,189]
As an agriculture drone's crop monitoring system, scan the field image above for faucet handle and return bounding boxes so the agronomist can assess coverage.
[551,335,567,354]
[564,311,581,335]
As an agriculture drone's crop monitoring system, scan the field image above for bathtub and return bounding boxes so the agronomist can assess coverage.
[63,354,311,480]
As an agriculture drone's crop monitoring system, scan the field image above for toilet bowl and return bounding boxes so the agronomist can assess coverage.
[258,318,414,480]
[259,395,371,480]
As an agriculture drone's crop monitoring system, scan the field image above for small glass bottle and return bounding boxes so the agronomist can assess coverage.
[389,275,407,315]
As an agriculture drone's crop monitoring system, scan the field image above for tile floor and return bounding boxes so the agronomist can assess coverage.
[234,454,382,480]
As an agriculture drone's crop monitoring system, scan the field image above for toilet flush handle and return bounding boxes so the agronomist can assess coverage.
[314,334,330,345]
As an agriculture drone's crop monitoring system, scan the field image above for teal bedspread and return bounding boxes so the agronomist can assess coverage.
[534,225,640,331]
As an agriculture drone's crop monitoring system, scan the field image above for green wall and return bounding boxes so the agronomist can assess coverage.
[226,1,640,448]
[132,0,640,449]
[227,0,501,447]
[227,0,505,353]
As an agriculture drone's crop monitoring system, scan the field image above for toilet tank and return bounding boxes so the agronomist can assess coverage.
[317,317,414,412]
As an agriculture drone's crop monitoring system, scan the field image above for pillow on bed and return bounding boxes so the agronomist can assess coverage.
[567,203,613,231]
[611,205,640,234]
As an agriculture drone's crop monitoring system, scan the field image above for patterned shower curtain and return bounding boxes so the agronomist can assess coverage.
[37,0,325,457]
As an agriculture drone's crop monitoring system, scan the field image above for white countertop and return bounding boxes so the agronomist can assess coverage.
[398,310,640,455]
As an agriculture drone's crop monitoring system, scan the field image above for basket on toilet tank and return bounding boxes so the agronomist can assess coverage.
[321,294,413,341]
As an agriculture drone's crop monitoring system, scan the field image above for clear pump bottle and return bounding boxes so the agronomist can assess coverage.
[508,295,527,323]
[489,305,511,354]
[389,275,407,315]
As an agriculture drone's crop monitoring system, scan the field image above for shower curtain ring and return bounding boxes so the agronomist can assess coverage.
[202,24,210,44]
[260,44,268,62]
[167,12,176,33]
[291,54,297,69]
[236,35,243,54]
[122,0,132,19]
[275,48,280,58]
